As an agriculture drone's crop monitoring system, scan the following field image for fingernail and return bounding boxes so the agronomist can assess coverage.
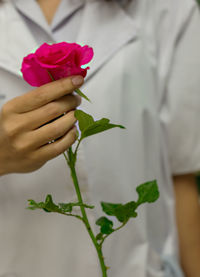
[71,76,84,87]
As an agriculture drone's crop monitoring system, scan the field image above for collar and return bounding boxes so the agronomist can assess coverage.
[0,0,138,81]
[51,0,85,31]
[12,0,85,34]
[77,0,139,80]
[12,0,51,35]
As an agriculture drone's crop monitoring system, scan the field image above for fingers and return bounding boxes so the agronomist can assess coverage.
[32,126,77,162]
[9,75,84,113]
[22,94,81,130]
[0,75,82,174]
[29,110,77,148]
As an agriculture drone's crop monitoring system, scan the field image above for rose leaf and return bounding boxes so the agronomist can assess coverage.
[96,232,104,241]
[101,201,138,223]
[136,180,159,206]
[82,119,125,139]
[27,194,60,213]
[75,110,125,140]
[101,202,122,216]
[27,195,95,214]
[96,216,114,235]
[74,110,94,132]
[75,88,91,102]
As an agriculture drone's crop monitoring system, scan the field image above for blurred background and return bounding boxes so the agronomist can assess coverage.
[194,0,200,194]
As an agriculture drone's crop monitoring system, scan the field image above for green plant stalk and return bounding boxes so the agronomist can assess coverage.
[99,220,128,248]
[65,150,108,277]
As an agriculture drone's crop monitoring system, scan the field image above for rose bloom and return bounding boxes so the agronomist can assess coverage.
[21,42,94,87]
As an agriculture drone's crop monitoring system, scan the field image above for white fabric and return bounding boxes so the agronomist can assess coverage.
[13,0,84,44]
[0,0,200,276]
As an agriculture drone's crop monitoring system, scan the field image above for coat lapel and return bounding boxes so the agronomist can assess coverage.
[76,0,138,80]
[0,0,138,81]
[0,2,38,77]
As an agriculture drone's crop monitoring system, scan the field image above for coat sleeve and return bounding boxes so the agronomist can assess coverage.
[159,0,200,175]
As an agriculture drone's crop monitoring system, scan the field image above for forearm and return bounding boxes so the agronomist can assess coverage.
[173,174,200,277]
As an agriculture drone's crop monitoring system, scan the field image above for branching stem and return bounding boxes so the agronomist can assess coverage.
[65,147,108,277]
[74,139,81,158]
[99,220,128,248]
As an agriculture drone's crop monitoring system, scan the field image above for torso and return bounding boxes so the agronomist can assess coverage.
[0,0,192,276]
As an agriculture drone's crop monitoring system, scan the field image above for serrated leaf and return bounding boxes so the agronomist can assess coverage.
[27,195,94,215]
[96,216,114,235]
[101,201,138,223]
[75,88,91,102]
[43,194,61,213]
[114,201,138,222]
[136,180,159,205]
[58,202,94,212]
[27,199,46,210]
[74,110,94,132]
[101,202,122,216]
[96,232,104,241]
[58,203,73,213]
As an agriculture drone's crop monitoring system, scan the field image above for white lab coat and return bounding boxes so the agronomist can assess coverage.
[0,0,200,276]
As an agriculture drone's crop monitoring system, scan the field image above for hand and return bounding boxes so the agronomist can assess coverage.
[0,75,83,175]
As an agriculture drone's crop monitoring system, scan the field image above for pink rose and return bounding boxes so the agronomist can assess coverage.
[21,42,94,87]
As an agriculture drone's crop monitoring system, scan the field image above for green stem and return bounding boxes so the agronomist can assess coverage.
[99,220,128,248]
[74,139,81,158]
[66,150,108,277]
[63,213,83,221]
[63,152,69,164]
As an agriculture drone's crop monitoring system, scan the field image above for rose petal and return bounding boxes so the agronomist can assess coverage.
[49,64,88,80]
[21,54,52,87]
[21,42,94,87]
[35,42,73,68]
[79,45,94,66]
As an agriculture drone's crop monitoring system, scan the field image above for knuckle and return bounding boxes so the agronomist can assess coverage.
[51,142,63,156]
[51,124,64,139]
[67,128,77,145]
[3,125,31,153]
[11,140,22,153]
[50,123,59,135]
[2,116,25,140]
[34,89,48,106]
[1,102,12,118]
[76,95,82,106]
[46,102,60,118]
[67,110,77,123]
[70,94,81,108]
[12,140,29,154]
[70,128,77,142]
[3,122,18,139]
[59,78,72,93]
[53,129,76,155]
